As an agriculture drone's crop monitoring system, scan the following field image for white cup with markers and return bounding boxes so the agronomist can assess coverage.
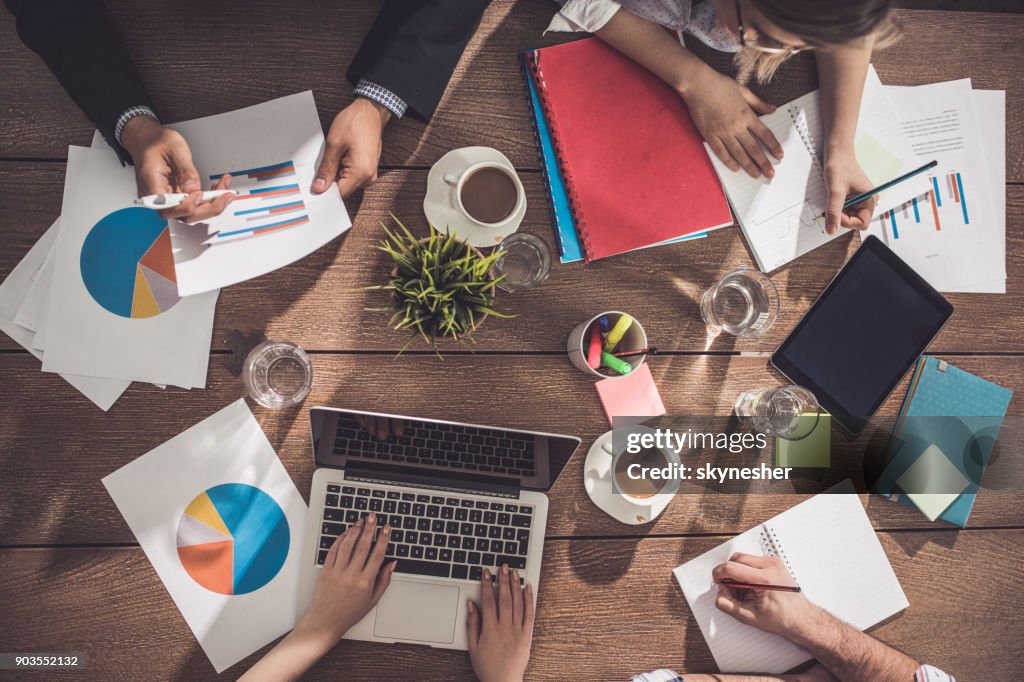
[567,311,651,379]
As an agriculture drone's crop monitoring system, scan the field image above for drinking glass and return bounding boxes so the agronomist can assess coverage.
[494,233,551,292]
[701,269,779,338]
[735,385,820,440]
[241,340,313,408]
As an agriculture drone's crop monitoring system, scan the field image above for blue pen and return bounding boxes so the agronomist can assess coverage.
[598,315,610,333]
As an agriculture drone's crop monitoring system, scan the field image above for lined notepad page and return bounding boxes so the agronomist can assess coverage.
[709,65,924,272]
[673,489,908,674]
[673,525,810,673]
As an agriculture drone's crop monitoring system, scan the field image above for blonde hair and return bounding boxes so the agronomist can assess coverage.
[733,0,902,85]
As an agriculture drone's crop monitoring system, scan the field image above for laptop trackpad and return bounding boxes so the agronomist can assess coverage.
[374,580,459,643]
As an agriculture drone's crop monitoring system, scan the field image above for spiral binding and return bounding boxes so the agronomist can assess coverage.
[520,51,565,259]
[760,523,799,584]
[787,106,825,180]
[527,53,592,261]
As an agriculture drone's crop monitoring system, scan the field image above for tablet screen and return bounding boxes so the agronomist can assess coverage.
[772,237,953,433]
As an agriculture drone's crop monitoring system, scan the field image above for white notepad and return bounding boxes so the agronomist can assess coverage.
[672,484,909,674]
[708,65,925,272]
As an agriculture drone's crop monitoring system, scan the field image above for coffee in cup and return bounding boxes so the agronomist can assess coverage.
[614,446,670,500]
[460,166,519,225]
[444,161,525,229]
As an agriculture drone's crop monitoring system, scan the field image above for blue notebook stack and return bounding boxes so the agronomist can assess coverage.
[874,356,1013,527]
[519,52,706,264]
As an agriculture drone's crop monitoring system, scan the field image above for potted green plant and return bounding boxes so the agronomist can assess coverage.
[369,217,514,352]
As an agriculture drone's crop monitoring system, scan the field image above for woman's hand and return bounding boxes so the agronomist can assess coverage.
[299,514,396,648]
[120,115,235,223]
[679,67,784,180]
[466,565,535,682]
[240,514,396,682]
[823,148,877,233]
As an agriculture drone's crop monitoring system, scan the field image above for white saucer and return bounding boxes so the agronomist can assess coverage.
[584,430,674,526]
[424,147,527,248]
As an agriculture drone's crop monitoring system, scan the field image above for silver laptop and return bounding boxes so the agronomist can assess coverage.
[297,407,580,649]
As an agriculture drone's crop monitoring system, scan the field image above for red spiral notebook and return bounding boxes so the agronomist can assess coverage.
[524,38,732,262]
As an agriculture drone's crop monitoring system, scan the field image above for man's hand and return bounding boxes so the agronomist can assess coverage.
[679,67,784,180]
[120,115,235,223]
[298,514,396,649]
[823,147,877,234]
[313,98,392,199]
[713,553,818,638]
[466,565,534,682]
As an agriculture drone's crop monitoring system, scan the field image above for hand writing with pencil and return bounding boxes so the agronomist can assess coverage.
[712,552,814,637]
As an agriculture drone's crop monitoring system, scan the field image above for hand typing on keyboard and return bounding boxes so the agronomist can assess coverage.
[239,514,396,681]
[466,564,535,682]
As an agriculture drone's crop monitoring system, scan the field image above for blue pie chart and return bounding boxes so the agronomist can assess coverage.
[79,207,181,319]
[176,483,290,596]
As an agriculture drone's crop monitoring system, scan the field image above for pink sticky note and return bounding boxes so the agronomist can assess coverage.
[594,363,666,427]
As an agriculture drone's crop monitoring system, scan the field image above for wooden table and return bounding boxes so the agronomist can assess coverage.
[1,2,1022,680]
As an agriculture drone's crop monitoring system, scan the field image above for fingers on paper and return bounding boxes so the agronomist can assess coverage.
[313,140,344,194]
[724,137,761,179]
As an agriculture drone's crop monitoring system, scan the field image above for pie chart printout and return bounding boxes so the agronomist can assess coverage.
[176,483,290,595]
[79,207,181,318]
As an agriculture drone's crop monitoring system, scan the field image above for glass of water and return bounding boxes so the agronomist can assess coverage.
[701,269,779,338]
[735,385,820,440]
[494,233,551,292]
[241,340,313,409]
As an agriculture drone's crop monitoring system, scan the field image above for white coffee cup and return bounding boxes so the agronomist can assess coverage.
[584,427,678,525]
[443,161,525,230]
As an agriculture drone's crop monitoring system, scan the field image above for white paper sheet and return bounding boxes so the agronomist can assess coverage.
[40,146,218,386]
[866,81,1005,292]
[0,220,130,410]
[157,91,349,296]
[102,400,307,673]
[12,242,54,332]
[945,90,1006,293]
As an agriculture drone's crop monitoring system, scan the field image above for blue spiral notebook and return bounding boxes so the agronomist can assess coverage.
[874,356,1012,527]
[519,52,705,264]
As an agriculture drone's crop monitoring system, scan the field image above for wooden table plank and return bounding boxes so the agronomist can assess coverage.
[1,165,1020,353]
[2,353,1021,546]
[1,5,1022,179]
[1,530,1020,680]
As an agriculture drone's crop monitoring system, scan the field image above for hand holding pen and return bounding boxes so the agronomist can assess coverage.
[711,552,814,638]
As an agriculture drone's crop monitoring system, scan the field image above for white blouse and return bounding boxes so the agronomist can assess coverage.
[547,0,742,52]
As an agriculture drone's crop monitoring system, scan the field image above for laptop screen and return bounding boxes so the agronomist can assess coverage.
[310,407,580,495]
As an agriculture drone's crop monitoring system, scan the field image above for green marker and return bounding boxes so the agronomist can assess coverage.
[601,351,632,375]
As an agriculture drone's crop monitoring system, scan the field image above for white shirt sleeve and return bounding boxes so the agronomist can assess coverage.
[545,0,621,34]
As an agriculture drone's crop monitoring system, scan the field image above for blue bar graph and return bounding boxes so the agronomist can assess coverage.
[955,172,969,224]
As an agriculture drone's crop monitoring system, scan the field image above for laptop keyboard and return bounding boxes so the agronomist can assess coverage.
[332,416,537,477]
[317,482,534,582]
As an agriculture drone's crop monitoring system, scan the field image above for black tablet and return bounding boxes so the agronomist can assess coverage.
[771,236,953,434]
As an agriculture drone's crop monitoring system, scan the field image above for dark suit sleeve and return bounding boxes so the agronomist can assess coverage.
[5,0,154,161]
[346,0,491,122]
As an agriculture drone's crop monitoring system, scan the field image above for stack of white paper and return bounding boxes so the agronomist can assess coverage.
[866,81,1006,293]
[0,91,351,410]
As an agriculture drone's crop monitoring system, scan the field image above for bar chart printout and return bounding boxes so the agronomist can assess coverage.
[208,160,310,243]
[878,171,970,239]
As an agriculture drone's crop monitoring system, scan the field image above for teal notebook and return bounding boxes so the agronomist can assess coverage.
[874,356,1012,527]
[519,51,705,264]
